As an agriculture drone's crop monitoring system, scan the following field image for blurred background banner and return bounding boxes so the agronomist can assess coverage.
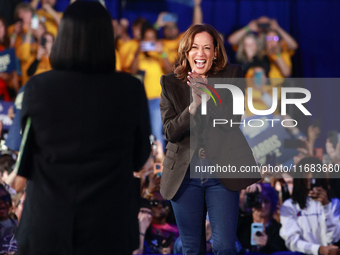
[0,101,13,130]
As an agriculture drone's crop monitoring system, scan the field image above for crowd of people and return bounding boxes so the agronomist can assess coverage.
[0,0,339,255]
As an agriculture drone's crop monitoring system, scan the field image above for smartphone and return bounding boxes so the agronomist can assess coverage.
[163,13,178,23]
[154,163,163,177]
[257,23,270,30]
[254,71,263,87]
[328,131,338,149]
[41,36,47,47]
[140,41,156,52]
[31,15,39,30]
[251,223,264,246]
[283,139,304,149]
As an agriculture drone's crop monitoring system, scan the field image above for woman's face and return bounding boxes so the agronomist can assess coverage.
[0,20,5,41]
[253,196,272,218]
[187,32,217,77]
[244,36,257,55]
[143,29,157,42]
[18,9,32,26]
[34,23,46,40]
[44,34,54,56]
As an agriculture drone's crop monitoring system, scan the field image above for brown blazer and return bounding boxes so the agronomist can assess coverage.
[159,64,261,200]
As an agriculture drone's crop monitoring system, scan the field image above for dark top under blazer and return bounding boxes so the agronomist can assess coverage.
[159,64,261,200]
[17,70,151,255]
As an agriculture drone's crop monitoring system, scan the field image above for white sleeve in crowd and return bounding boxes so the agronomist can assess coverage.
[279,200,320,255]
[320,198,340,245]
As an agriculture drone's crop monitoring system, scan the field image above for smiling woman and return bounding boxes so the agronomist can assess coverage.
[160,24,261,254]
[174,24,227,81]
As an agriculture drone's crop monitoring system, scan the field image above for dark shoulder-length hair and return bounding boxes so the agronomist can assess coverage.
[50,1,115,74]
[0,16,10,48]
[292,157,331,209]
[174,24,227,81]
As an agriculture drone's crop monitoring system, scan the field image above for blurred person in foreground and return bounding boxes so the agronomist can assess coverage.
[280,157,340,255]
[159,23,261,254]
[15,2,151,254]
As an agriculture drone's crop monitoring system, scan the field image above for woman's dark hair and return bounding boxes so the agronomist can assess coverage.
[50,1,115,73]
[260,183,278,217]
[174,24,228,81]
[0,16,10,48]
[292,157,331,209]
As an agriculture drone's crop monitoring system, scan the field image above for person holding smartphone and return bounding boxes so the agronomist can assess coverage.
[154,0,203,66]
[130,22,172,150]
[30,0,62,38]
[237,183,287,254]
[280,157,340,255]
[26,31,53,77]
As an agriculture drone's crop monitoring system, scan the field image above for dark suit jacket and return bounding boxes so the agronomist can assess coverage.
[159,64,261,200]
[17,70,151,255]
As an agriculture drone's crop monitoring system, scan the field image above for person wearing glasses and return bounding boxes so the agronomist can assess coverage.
[147,191,179,254]
[265,29,292,80]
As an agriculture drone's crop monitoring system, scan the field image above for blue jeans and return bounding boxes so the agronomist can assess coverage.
[171,168,239,255]
[147,98,165,149]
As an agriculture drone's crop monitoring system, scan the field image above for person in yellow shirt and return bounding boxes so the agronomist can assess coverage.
[117,17,147,73]
[245,62,278,117]
[130,23,172,148]
[15,22,47,85]
[30,0,62,38]
[115,50,121,71]
[265,29,292,80]
[26,32,53,77]
[8,3,34,50]
[154,0,203,68]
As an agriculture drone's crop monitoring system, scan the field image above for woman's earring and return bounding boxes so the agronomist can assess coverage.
[213,57,217,60]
